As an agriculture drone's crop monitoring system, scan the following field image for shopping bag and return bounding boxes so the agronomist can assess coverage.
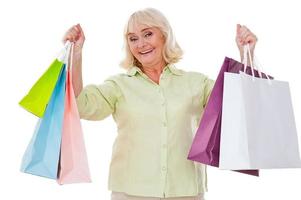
[187,50,270,175]
[19,42,70,117]
[58,44,91,184]
[20,65,66,179]
[220,47,301,169]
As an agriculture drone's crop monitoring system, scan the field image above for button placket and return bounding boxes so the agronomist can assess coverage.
[158,84,168,194]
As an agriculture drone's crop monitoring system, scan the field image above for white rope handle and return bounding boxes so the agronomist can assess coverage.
[57,40,71,62]
[243,44,254,76]
[68,42,74,84]
[242,44,255,81]
[253,55,271,81]
[242,44,271,83]
[64,41,72,65]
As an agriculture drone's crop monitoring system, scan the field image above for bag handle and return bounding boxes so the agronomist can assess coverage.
[69,42,74,71]
[242,44,255,78]
[57,41,72,63]
[242,44,271,82]
[68,42,74,82]
[64,41,74,85]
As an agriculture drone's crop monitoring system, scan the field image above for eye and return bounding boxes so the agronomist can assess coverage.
[144,32,153,38]
[129,37,138,42]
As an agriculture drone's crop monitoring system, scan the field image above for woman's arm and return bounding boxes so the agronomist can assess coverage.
[71,50,83,97]
[62,23,85,97]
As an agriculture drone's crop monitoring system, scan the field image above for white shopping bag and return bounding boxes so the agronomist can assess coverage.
[220,45,301,170]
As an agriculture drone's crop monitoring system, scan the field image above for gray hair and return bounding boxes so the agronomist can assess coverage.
[120,8,183,69]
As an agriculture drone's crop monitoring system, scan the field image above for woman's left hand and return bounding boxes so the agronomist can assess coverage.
[236,24,258,61]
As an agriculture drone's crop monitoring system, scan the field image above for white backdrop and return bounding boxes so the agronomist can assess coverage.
[1,0,301,199]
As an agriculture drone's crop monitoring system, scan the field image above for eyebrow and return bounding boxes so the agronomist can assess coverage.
[127,28,152,36]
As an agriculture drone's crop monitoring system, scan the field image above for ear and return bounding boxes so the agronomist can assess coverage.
[160,32,166,42]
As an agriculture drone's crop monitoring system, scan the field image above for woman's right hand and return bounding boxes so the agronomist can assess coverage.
[62,23,85,54]
[63,24,85,96]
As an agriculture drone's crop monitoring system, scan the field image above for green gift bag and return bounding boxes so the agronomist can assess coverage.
[19,42,71,117]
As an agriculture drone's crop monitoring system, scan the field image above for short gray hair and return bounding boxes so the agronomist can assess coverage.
[120,8,183,69]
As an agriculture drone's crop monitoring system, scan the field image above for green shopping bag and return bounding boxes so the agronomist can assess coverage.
[19,42,70,117]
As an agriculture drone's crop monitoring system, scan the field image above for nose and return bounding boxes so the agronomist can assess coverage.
[137,38,146,49]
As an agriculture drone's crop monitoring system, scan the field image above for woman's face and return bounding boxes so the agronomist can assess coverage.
[127,24,165,67]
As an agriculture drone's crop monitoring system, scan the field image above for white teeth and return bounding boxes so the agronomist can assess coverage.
[140,49,153,54]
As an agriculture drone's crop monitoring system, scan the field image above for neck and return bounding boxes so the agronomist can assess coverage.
[141,60,167,77]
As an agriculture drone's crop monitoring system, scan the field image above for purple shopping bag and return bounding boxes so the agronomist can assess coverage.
[187,57,272,176]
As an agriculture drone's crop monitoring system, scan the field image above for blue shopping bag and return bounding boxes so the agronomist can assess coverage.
[20,65,66,179]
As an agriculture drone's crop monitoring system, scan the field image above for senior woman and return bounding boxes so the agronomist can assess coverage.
[63,8,257,200]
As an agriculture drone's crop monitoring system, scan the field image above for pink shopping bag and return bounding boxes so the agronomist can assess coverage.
[57,44,91,184]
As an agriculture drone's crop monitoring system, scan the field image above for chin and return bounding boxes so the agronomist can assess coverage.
[141,61,156,67]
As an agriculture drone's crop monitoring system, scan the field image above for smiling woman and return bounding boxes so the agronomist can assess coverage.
[127,26,165,70]
[121,8,183,73]
[126,25,167,84]
[62,7,257,200]
[128,26,164,61]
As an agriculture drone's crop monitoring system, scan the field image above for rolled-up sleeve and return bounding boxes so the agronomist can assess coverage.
[189,72,215,109]
[203,77,214,107]
[76,78,122,121]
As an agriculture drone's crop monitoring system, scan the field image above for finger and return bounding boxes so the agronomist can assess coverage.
[244,35,257,45]
[241,35,254,45]
[76,24,85,38]
[64,33,77,42]
[241,25,249,31]
[239,25,249,32]
[62,26,75,43]
[73,25,80,33]
[66,26,79,37]
[243,31,257,41]
[63,24,84,44]
[70,28,81,40]
[242,33,252,42]
[237,32,246,43]
[242,32,255,45]
[236,24,242,35]
[66,32,76,41]
[237,27,249,42]
[63,33,74,42]
[241,31,253,41]
[70,26,81,39]
[239,26,250,36]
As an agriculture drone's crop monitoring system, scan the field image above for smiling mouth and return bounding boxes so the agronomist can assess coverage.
[139,48,154,55]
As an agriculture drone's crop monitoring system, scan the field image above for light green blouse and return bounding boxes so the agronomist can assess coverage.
[76,64,214,198]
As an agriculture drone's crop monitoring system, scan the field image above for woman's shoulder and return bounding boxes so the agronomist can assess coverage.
[105,72,133,81]
[103,72,137,86]
[174,65,209,80]
[175,66,214,88]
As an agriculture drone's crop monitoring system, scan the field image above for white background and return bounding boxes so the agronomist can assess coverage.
[1,0,301,199]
